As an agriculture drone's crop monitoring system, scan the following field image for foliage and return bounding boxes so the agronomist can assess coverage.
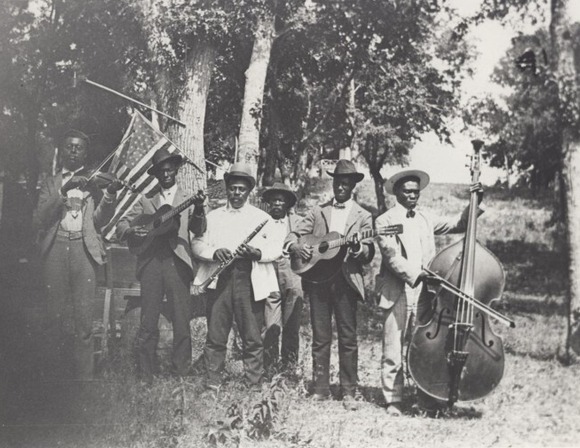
[464,30,565,190]
[206,376,291,446]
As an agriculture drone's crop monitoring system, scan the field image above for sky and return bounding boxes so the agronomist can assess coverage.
[388,1,580,185]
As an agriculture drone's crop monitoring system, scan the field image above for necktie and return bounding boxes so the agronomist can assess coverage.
[406,209,416,218]
[333,202,345,209]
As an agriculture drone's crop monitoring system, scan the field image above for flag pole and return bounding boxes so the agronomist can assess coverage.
[80,77,187,127]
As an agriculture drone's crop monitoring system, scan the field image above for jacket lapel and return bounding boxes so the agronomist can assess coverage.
[344,202,361,236]
[320,201,333,233]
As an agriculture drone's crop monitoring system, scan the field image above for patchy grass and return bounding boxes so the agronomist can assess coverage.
[1,181,578,448]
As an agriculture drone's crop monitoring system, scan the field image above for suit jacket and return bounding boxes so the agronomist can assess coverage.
[374,205,480,310]
[34,170,116,265]
[116,185,196,279]
[284,200,375,301]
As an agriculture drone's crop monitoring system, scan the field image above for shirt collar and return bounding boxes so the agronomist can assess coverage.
[225,202,247,213]
[394,201,417,217]
[62,166,84,177]
[332,198,353,209]
[160,184,178,197]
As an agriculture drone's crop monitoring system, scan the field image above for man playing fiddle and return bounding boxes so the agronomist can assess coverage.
[35,129,123,380]
[375,169,483,416]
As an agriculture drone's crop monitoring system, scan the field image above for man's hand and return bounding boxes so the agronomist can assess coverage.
[237,244,261,261]
[470,182,484,204]
[291,242,313,261]
[128,226,149,238]
[349,232,362,257]
[106,178,124,194]
[192,189,206,207]
[213,248,233,263]
[62,176,88,194]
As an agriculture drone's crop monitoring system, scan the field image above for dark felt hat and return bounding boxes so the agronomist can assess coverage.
[385,169,430,195]
[223,162,256,189]
[327,159,364,182]
[262,182,297,208]
[63,129,91,145]
[147,147,183,175]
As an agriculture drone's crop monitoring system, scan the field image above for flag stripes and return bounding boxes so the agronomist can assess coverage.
[102,112,178,241]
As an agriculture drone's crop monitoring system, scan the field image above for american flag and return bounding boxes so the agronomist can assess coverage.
[102,111,177,241]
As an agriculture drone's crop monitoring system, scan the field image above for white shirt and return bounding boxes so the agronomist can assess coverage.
[191,203,281,301]
[268,215,290,260]
[329,198,354,234]
[159,184,178,207]
[392,202,430,304]
[60,167,85,232]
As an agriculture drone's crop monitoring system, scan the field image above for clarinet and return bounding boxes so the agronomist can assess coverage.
[192,219,268,296]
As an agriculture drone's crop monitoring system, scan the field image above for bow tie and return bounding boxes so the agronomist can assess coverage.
[333,202,346,209]
[274,219,286,224]
[406,209,416,218]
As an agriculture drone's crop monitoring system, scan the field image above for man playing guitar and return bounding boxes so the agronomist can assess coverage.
[116,147,205,384]
[284,159,375,410]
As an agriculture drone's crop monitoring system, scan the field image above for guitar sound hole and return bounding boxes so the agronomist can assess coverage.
[319,242,329,253]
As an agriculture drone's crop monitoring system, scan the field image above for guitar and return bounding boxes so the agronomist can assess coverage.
[127,194,201,256]
[290,224,403,283]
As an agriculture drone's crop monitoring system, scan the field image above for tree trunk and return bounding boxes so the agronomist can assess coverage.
[370,167,387,214]
[237,11,275,179]
[169,40,215,194]
[261,102,281,186]
[550,0,580,358]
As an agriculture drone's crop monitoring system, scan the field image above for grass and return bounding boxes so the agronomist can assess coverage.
[0,179,578,448]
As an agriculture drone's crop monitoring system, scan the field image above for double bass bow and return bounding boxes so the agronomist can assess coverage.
[407,140,515,408]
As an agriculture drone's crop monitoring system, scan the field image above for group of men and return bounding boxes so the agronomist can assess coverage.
[35,130,482,417]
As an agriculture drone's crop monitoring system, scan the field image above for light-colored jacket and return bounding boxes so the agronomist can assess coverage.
[375,205,479,310]
[116,186,196,279]
[191,204,281,302]
[34,170,116,265]
[284,200,375,301]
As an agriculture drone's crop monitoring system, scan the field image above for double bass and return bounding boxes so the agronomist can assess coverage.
[407,140,515,407]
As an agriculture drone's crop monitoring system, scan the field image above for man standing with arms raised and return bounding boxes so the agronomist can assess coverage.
[192,163,280,390]
[35,129,121,380]
[284,160,374,410]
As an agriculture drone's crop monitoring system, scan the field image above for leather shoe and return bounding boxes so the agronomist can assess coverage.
[385,402,403,416]
[342,395,360,411]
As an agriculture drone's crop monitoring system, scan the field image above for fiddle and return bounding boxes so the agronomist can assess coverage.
[87,171,139,193]
[61,170,138,194]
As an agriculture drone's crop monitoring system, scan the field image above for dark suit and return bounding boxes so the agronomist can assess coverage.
[116,186,197,378]
[284,200,374,396]
[35,170,116,379]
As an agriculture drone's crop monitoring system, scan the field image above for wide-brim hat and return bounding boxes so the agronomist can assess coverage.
[327,159,364,182]
[147,147,183,175]
[262,182,297,208]
[223,162,256,189]
[385,169,430,195]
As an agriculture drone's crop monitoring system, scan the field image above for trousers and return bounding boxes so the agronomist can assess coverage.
[204,259,265,385]
[264,257,303,368]
[306,273,358,396]
[138,244,193,378]
[43,235,97,379]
